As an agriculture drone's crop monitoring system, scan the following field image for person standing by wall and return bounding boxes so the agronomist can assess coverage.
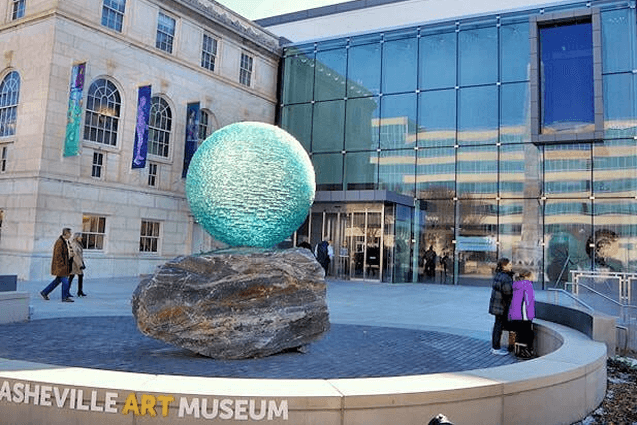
[40,228,74,302]
[68,232,87,297]
[488,258,514,355]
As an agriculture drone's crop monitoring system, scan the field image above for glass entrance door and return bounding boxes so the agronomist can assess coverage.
[346,210,383,281]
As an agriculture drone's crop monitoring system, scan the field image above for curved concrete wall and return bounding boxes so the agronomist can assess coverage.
[0,319,606,425]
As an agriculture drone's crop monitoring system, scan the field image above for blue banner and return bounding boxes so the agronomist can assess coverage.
[132,85,151,169]
[63,63,86,157]
[182,102,200,178]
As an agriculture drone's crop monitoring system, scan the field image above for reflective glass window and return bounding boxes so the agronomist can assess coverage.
[418,89,456,148]
[458,25,498,86]
[602,9,633,73]
[593,139,637,198]
[382,37,417,94]
[148,96,171,158]
[500,82,531,144]
[0,71,20,137]
[544,143,591,198]
[312,100,344,152]
[380,93,417,149]
[456,198,498,285]
[282,53,314,104]
[83,78,121,147]
[378,149,415,197]
[315,49,346,101]
[156,12,175,54]
[500,22,530,82]
[101,0,126,31]
[458,86,497,145]
[416,147,455,197]
[544,199,593,283]
[499,199,543,279]
[345,151,378,190]
[281,104,313,151]
[593,199,637,272]
[417,199,455,282]
[419,31,456,90]
[347,43,381,97]
[345,96,379,151]
[457,145,497,198]
[313,153,343,191]
[603,73,637,138]
[500,144,542,198]
[540,22,594,134]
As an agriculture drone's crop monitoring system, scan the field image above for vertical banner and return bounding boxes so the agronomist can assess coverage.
[132,85,152,169]
[63,62,86,157]
[182,102,200,178]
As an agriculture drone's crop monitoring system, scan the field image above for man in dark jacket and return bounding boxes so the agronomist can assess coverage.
[489,258,513,355]
[41,228,74,302]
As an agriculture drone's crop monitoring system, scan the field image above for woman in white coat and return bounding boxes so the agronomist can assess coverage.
[68,233,87,297]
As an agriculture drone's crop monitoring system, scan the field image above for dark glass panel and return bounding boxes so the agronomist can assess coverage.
[312,100,345,152]
[282,53,315,104]
[344,151,378,190]
[281,104,312,151]
[315,49,346,101]
[380,93,417,149]
[345,96,380,151]
[312,153,343,190]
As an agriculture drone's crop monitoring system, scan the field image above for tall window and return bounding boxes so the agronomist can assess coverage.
[148,96,172,157]
[11,0,25,20]
[201,34,218,72]
[0,71,20,137]
[198,110,211,146]
[156,12,175,53]
[148,162,157,187]
[101,0,126,32]
[539,20,594,134]
[0,209,3,240]
[83,78,121,146]
[92,151,104,178]
[82,215,106,250]
[140,220,160,252]
[240,53,254,86]
[0,145,7,172]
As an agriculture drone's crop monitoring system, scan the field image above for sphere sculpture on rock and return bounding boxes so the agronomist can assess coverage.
[185,121,315,248]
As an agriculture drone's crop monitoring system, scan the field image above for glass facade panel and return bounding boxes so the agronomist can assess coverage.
[458,86,498,145]
[500,143,542,198]
[593,199,637,272]
[378,149,415,197]
[457,145,497,198]
[500,82,530,144]
[500,22,530,82]
[418,89,456,148]
[345,151,378,190]
[458,25,498,86]
[540,22,594,134]
[456,198,498,285]
[282,53,314,104]
[416,147,455,197]
[419,31,456,90]
[347,43,381,97]
[544,143,591,198]
[601,8,633,73]
[380,93,417,149]
[382,37,417,94]
[281,104,312,151]
[313,153,343,191]
[499,199,543,281]
[315,49,346,101]
[593,139,637,198]
[544,199,592,286]
[603,73,637,138]
[345,96,379,150]
[312,100,345,152]
[418,199,455,283]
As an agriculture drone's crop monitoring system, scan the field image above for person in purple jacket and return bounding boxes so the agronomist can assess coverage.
[508,269,536,357]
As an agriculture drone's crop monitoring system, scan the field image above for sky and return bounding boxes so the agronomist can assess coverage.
[214,0,345,20]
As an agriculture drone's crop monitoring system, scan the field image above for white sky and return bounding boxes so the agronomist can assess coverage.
[214,0,346,20]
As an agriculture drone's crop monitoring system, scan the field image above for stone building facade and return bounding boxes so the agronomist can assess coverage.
[0,0,281,280]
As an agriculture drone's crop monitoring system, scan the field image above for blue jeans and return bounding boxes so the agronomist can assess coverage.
[42,276,70,299]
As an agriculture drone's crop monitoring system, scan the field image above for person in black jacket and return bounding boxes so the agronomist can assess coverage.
[488,258,514,355]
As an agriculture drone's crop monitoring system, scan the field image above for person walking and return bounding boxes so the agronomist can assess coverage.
[40,228,74,302]
[68,232,87,297]
[488,258,514,355]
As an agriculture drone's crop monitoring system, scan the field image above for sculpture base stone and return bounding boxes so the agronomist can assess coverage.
[131,247,330,359]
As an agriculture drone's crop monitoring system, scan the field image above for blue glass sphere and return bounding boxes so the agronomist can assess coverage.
[186,122,316,248]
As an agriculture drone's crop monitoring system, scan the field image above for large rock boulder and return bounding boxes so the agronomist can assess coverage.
[131,247,330,359]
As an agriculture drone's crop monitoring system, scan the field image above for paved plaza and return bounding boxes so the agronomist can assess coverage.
[1,277,522,378]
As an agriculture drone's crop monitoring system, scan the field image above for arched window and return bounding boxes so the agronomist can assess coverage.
[83,78,121,146]
[148,96,172,157]
[0,71,20,137]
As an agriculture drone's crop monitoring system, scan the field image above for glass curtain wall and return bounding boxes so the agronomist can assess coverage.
[281,1,637,286]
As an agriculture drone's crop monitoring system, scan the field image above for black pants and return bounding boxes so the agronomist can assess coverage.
[508,320,534,347]
[68,274,84,294]
[491,315,506,349]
